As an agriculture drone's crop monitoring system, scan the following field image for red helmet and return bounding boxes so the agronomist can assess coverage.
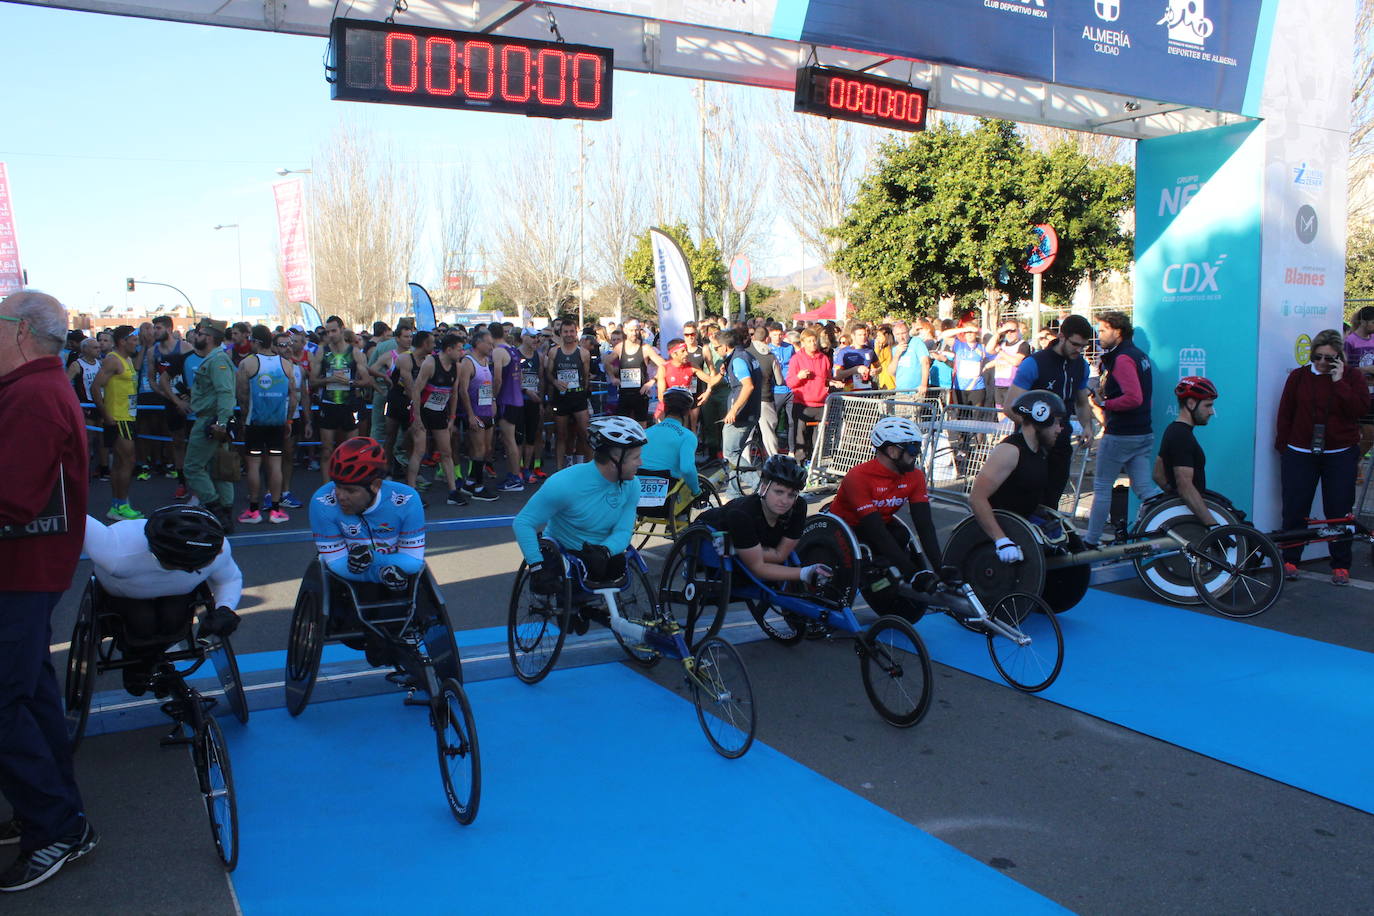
[1175,376,1218,404]
[329,437,386,485]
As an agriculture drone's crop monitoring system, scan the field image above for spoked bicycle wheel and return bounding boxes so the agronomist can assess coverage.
[858,615,932,727]
[610,563,661,667]
[733,429,766,496]
[658,526,730,647]
[1190,525,1284,618]
[196,714,238,870]
[747,597,806,646]
[688,636,755,758]
[433,678,481,825]
[65,580,98,749]
[507,562,571,684]
[985,593,1064,693]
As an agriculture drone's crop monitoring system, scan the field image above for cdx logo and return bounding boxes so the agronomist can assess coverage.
[1163,254,1227,294]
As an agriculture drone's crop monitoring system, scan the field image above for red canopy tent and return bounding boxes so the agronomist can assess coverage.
[794,299,837,322]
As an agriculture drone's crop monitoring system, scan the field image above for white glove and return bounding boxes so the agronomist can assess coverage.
[801,564,833,587]
[994,538,1023,563]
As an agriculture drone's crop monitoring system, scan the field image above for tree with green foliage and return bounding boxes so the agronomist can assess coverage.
[1346,222,1374,315]
[624,223,728,319]
[831,119,1133,319]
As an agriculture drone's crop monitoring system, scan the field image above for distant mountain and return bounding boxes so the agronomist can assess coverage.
[757,265,836,293]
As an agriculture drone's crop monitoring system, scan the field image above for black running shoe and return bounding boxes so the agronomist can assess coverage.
[0,819,97,893]
[446,489,470,506]
[471,486,499,502]
[0,820,20,847]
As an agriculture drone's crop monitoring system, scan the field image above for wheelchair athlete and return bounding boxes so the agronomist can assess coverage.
[640,386,702,514]
[697,454,832,589]
[309,437,426,591]
[970,389,1068,564]
[83,504,242,696]
[829,416,943,589]
[512,415,647,634]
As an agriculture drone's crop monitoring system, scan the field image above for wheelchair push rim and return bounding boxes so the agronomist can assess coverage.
[942,511,1047,612]
[434,677,482,825]
[507,560,572,684]
[689,636,756,758]
[285,562,326,717]
[420,569,465,685]
[658,525,730,648]
[858,615,932,728]
[209,637,249,725]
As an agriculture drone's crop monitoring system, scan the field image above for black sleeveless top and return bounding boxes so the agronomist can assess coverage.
[988,433,1047,518]
[552,346,585,393]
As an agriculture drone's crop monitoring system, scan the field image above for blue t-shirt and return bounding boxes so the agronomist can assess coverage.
[951,339,988,391]
[309,480,426,583]
[833,345,877,390]
[927,341,953,389]
[769,342,796,396]
[512,462,641,565]
[893,340,927,391]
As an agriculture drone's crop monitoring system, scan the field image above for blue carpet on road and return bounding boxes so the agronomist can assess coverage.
[918,590,1374,813]
[224,663,1062,915]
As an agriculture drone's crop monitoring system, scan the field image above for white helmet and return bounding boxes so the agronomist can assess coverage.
[588,415,648,451]
[871,415,923,449]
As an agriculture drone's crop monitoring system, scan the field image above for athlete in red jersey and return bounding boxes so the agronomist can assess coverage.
[829,416,942,579]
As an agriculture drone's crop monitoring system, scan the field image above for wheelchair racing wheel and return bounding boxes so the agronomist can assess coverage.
[433,677,481,824]
[208,636,249,725]
[419,569,464,684]
[507,559,572,684]
[1040,529,1091,614]
[986,593,1063,693]
[1132,495,1242,606]
[285,561,326,716]
[658,525,731,648]
[689,636,756,758]
[858,615,932,728]
[1189,525,1284,618]
[942,512,1046,611]
[65,577,99,749]
[609,560,662,667]
[196,714,239,870]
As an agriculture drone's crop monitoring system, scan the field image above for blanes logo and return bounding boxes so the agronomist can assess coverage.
[1162,254,1226,301]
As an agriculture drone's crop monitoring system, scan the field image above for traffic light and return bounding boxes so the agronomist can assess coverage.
[126,277,135,292]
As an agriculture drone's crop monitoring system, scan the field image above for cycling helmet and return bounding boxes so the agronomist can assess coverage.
[329,437,387,485]
[588,415,648,452]
[871,415,923,449]
[144,504,224,572]
[661,386,695,416]
[1010,390,1068,427]
[759,454,807,491]
[1175,376,1218,403]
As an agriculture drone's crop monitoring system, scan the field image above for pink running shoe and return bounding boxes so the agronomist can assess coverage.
[238,509,262,525]
[268,508,290,524]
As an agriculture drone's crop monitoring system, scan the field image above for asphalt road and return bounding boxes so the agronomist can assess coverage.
[6,470,1373,914]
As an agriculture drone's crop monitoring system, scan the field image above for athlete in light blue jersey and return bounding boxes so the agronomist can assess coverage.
[310,437,425,588]
[639,387,701,506]
[513,417,647,613]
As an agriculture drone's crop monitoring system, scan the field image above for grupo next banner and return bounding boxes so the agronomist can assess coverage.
[1134,121,1264,515]
[0,164,24,297]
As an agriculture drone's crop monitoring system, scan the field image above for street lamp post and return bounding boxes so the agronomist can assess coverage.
[213,223,243,322]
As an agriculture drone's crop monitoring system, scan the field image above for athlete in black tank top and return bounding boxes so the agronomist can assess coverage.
[987,433,1047,518]
[970,390,1068,566]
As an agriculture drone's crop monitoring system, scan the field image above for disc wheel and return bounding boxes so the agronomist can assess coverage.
[1190,525,1284,618]
[986,593,1064,693]
[610,563,661,667]
[1132,496,1241,606]
[689,636,756,758]
[433,678,481,825]
[507,562,571,684]
[209,637,248,725]
[285,580,325,717]
[747,597,806,646]
[858,615,933,728]
[196,714,238,870]
[658,526,730,648]
[65,580,98,750]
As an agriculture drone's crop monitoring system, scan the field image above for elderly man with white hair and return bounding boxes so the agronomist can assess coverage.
[0,291,97,892]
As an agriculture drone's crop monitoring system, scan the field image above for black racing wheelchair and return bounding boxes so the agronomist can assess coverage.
[285,559,480,824]
[64,578,244,870]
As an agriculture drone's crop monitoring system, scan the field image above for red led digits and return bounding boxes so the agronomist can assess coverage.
[385,32,419,93]
[535,48,567,105]
[822,74,926,126]
[466,40,495,99]
[425,37,459,96]
[500,44,532,102]
[571,53,602,109]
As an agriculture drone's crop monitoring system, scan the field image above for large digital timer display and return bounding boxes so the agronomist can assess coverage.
[793,66,928,132]
[329,18,614,120]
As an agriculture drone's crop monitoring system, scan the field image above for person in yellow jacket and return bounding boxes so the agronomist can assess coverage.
[91,325,141,519]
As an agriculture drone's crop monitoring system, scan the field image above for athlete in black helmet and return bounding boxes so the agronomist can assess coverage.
[970,390,1068,564]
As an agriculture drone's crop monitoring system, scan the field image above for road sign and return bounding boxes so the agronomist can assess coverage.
[1025,224,1059,275]
[729,254,751,292]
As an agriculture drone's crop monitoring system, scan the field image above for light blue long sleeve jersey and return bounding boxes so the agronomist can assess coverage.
[309,480,427,583]
[639,418,700,495]
[512,462,641,565]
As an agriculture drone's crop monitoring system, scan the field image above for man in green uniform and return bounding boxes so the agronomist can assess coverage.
[183,323,238,532]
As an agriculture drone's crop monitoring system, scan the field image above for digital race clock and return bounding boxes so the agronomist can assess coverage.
[329,18,614,120]
[793,65,929,132]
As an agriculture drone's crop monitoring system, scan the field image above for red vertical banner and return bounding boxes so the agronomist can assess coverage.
[0,163,25,296]
[273,178,314,305]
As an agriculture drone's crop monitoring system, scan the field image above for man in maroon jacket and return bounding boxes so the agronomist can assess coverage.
[0,291,96,892]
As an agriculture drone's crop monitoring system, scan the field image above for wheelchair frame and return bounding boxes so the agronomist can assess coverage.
[632,468,724,549]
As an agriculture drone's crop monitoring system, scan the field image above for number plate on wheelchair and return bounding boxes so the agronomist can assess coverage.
[638,477,670,507]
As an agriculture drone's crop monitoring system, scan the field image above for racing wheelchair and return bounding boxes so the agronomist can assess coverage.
[508,540,756,758]
[285,560,480,824]
[64,578,243,870]
[657,517,935,726]
[632,467,724,549]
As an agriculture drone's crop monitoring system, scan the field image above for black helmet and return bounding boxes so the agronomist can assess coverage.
[661,386,695,416]
[1010,390,1067,428]
[144,505,224,572]
[759,454,806,491]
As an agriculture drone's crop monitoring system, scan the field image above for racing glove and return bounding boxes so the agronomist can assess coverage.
[801,563,833,587]
[529,562,562,596]
[198,606,240,640]
[994,538,1024,564]
[379,564,409,591]
[347,543,374,575]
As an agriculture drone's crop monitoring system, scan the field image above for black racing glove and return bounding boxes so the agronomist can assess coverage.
[580,544,614,580]
[529,562,562,596]
[347,543,374,575]
[379,564,408,591]
[198,606,240,640]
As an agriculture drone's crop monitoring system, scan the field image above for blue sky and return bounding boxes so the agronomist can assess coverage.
[0,2,803,319]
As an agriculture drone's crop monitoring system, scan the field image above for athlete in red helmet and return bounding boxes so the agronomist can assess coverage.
[1151,377,1225,532]
[308,437,425,588]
